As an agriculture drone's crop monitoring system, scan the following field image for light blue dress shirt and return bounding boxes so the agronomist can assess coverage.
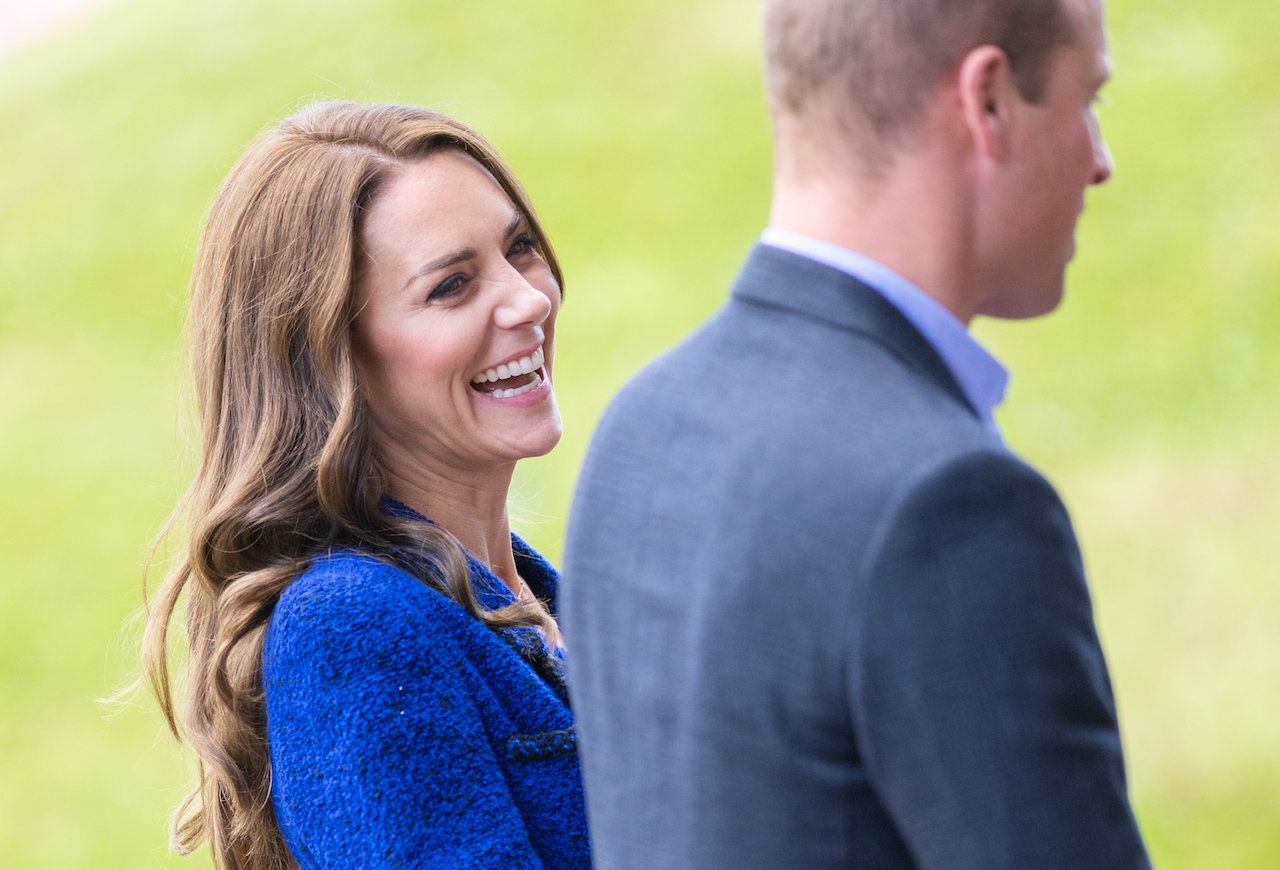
[761,228,1009,430]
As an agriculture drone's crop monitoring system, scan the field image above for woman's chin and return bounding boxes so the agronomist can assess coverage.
[519,417,564,460]
[490,409,563,464]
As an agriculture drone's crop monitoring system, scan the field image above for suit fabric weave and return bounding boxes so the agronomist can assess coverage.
[562,244,1151,869]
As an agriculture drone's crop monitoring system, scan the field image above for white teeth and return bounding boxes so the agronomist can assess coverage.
[492,371,543,398]
[470,345,545,385]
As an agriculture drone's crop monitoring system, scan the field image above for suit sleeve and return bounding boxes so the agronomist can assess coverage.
[847,449,1151,870]
[264,561,546,870]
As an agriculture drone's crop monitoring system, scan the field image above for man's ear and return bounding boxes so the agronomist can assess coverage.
[957,45,1018,161]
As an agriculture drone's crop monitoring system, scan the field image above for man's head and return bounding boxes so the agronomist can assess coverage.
[763,0,1114,321]
[763,0,1073,165]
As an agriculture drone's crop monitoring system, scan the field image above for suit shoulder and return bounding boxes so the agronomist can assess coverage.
[764,414,1011,520]
[859,445,1075,584]
[889,446,1062,517]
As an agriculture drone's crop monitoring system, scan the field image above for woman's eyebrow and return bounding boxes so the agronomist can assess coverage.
[504,210,525,239]
[401,211,527,291]
[403,248,476,291]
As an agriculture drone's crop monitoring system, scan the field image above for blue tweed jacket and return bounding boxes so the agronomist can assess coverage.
[262,519,589,869]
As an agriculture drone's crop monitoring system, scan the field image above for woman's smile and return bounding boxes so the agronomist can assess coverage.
[352,150,563,472]
[470,345,549,400]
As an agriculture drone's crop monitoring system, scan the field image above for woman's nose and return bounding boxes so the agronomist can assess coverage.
[493,270,553,330]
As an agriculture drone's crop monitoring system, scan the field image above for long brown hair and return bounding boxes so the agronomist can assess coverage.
[143,101,564,870]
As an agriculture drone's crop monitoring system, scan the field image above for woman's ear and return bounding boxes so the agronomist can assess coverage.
[956,45,1017,162]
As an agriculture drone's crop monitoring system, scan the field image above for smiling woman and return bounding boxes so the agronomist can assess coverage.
[142,101,589,870]
[352,151,564,496]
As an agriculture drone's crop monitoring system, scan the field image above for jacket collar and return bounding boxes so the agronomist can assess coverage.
[731,243,979,420]
[378,496,560,613]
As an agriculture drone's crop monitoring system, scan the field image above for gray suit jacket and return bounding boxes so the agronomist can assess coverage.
[562,245,1151,869]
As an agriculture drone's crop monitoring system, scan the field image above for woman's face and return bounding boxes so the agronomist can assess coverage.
[352,151,562,479]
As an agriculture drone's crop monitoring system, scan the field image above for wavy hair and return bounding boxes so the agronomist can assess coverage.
[142,101,564,870]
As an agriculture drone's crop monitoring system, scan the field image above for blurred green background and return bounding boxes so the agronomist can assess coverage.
[1,0,1275,866]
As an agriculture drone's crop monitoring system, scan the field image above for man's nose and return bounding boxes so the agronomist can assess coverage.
[1091,135,1114,186]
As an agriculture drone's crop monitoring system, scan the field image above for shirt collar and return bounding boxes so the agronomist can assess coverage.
[760,228,1009,430]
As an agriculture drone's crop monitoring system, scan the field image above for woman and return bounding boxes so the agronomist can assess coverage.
[143,101,589,869]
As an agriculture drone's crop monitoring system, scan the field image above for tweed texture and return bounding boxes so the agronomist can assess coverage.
[263,528,590,869]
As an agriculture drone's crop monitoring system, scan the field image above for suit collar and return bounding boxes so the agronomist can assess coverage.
[731,243,980,420]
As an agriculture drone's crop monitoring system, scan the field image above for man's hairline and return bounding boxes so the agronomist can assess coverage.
[766,0,1089,165]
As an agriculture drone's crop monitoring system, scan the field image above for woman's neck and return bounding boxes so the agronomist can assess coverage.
[383,462,521,594]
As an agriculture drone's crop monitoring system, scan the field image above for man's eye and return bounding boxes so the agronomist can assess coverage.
[427,274,466,301]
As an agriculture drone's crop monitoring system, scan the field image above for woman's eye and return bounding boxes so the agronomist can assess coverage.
[427,274,466,302]
[508,233,538,258]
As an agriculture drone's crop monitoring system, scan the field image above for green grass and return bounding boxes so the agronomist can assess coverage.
[1,0,1276,866]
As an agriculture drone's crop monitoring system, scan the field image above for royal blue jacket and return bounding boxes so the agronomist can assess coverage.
[263,526,589,869]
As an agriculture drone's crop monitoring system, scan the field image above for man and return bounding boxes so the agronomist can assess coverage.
[562,0,1151,867]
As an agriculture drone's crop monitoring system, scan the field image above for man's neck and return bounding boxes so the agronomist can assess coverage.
[768,151,982,325]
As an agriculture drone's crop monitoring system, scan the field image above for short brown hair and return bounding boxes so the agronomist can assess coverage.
[764,0,1074,146]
